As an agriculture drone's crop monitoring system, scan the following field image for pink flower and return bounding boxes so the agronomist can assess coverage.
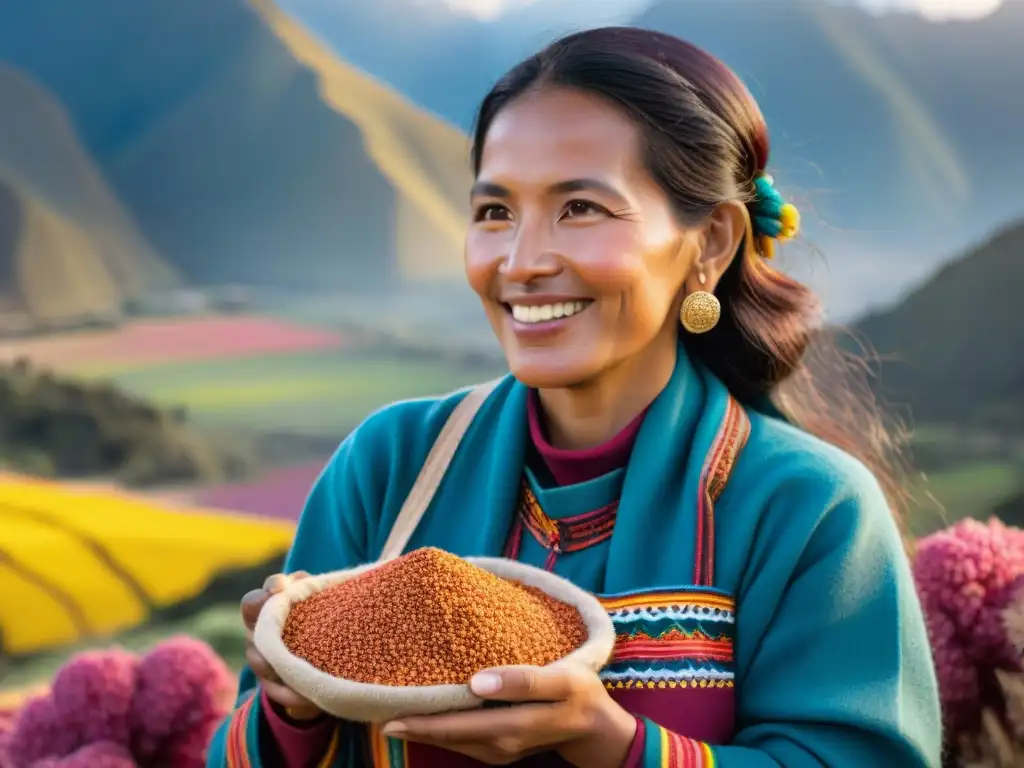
[129,636,234,766]
[3,636,232,768]
[3,697,76,768]
[914,517,1024,736]
[1002,575,1024,657]
[49,649,138,751]
[31,741,136,768]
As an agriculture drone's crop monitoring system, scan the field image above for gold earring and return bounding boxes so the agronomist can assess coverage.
[680,272,720,334]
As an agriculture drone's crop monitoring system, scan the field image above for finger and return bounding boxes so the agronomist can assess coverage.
[263,573,288,593]
[262,679,318,712]
[264,570,311,593]
[246,571,312,629]
[382,703,561,744]
[244,644,283,685]
[469,665,581,703]
[241,589,270,630]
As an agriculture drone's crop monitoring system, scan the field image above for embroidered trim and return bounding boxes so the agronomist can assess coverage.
[225,691,256,767]
[694,396,751,587]
[605,677,735,689]
[505,481,618,570]
[660,725,716,767]
[600,588,735,616]
[225,689,341,768]
[611,629,733,663]
[599,588,736,689]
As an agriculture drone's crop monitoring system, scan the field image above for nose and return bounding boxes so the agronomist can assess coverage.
[500,220,561,283]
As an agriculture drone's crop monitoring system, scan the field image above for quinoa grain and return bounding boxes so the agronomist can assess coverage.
[281,548,587,686]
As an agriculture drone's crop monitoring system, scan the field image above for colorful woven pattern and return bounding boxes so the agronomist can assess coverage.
[655,723,717,767]
[505,482,618,570]
[694,395,751,587]
[368,724,409,768]
[225,689,341,768]
[599,588,735,690]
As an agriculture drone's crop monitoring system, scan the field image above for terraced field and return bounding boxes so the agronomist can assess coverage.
[0,473,294,657]
[96,348,501,436]
[0,315,347,374]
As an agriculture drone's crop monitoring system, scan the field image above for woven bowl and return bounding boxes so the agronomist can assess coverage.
[253,555,616,723]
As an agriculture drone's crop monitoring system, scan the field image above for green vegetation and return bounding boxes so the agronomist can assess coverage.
[0,358,254,486]
[852,220,1024,533]
[908,460,1023,536]
[98,348,505,436]
[854,221,1024,431]
[1,603,247,690]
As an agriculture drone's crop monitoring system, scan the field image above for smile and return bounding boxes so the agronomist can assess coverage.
[508,300,592,325]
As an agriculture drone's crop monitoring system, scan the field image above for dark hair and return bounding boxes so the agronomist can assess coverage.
[471,27,911,522]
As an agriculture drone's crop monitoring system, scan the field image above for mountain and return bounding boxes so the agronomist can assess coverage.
[853,220,1024,428]
[0,0,470,304]
[631,0,1023,259]
[271,0,650,128]
[275,0,1024,317]
[0,66,174,329]
[2,0,1018,322]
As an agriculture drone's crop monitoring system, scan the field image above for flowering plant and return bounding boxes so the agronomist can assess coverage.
[0,636,234,768]
[914,517,1024,767]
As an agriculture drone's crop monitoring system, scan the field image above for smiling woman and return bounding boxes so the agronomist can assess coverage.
[208,26,942,768]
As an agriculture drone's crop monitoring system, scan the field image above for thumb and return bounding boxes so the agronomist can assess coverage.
[241,588,270,631]
[243,571,312,630]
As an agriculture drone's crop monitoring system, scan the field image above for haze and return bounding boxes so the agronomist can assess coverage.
[443,0,1006,21]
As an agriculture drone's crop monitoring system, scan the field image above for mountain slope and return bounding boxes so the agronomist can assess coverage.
[248,0,471,281]
[853,220,1024,427]
[0,0,470,293]
[632,0,1022,249]
[0,66,174,327]
[273,0,1023,316]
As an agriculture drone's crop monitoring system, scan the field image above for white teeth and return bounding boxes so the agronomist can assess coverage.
[510,301,590,324]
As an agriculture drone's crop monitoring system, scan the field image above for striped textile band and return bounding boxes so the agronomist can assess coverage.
[693,396,750,587]
[644,718,716,767]
[368,723,408,767]
[225,692,257,767]
[504,481,618,570]
[599,588,736,690]
[225,689,342,768]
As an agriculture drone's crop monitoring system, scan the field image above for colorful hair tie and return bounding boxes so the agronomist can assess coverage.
[750,174,800,260]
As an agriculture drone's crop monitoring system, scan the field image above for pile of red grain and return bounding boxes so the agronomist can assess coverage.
[282,548,587,686]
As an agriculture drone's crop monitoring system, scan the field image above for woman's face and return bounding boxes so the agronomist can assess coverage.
[466,86,702,389]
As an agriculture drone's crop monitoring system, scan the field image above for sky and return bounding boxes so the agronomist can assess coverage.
[443,0,1006,21]
[853,0,1004,18]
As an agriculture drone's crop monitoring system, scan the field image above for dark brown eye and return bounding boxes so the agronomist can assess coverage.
[563,200,604,219]
[475,204,511,222]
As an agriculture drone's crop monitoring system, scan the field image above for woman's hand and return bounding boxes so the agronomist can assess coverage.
[240,571,323,722]
[380,664,637,767]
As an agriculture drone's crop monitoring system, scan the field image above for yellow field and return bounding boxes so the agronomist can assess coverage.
[0,473,295,656]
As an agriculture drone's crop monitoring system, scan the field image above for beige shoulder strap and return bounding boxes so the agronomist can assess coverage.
[378,378,502,561]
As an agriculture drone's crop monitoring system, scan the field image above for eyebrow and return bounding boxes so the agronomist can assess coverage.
[470,178,628,205]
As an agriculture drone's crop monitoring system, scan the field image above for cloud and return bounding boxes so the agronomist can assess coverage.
[852,0,1004,19]
[442,0,537,21]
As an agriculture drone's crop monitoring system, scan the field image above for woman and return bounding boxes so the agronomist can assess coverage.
[208,26,942,768]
